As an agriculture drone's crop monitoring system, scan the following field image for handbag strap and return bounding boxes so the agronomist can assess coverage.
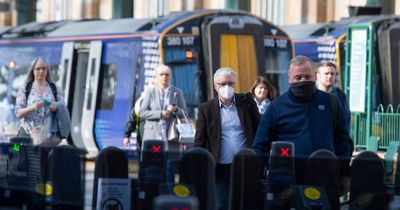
[178,110,190,123]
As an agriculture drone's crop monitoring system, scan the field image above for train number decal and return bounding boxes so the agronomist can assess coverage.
[166,36,195,46]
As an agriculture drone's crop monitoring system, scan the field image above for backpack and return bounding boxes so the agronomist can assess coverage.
[329,94,339,128]
[25,81,58,101]
[329,92,354,153]
[328,88,347,128]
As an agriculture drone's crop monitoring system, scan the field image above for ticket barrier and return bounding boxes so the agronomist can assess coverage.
[139,140,167,183]
[134,144,210,210]
[92,146,129,209]
[46,145,86,210]
[179,147,215,210]
[134,140,167,210]
[0,143,47,209]
[229,148,263,210]
[264,142,296,210]
[94,142,240,210]
[93,141,203,210]
[263,143,332,210]
[305,150,340,210]
[0,143,85,210]
[349,151,387,210]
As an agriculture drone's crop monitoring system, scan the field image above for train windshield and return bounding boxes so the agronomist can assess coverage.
[163,47,202,118]
[264,50,290,95]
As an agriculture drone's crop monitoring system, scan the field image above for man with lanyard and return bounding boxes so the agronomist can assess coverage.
[194,67,260,210]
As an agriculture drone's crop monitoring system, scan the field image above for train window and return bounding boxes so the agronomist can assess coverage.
[164,48,202,118]
[49,65,61,86]
[98,64,117,110]
[86,58,96,110]
[164,48,196,63]
[0,66,9,102]
[61,60,69,91]
[10,66,29,105]
[0,63,60,107]
[264,50,290,95]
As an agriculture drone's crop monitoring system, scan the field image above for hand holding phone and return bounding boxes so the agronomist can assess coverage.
[44,98,52,107]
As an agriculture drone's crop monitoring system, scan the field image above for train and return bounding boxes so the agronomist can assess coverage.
[285,15,400,150]
[0,10,294,156]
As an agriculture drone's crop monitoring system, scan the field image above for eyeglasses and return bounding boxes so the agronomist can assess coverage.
[216,82,235,87]
[34,67,47,71]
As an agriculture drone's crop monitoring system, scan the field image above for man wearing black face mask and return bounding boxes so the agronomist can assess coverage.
[252,55,351,197]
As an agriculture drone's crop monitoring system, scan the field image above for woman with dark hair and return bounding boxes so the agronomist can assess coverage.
[15,57,67,146]
[250,76,277,114]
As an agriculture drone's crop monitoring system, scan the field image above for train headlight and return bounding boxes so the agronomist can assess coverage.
[8,60,16,69]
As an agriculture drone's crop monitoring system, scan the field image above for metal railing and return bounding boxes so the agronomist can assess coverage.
[352,104,400,150]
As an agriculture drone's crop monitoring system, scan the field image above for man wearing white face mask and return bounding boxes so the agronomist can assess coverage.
[195,67,260,210]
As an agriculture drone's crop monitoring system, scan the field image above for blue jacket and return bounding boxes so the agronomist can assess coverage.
[253,89,351,171]
[46,102,71,139]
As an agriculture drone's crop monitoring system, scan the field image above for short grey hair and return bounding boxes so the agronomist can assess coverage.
[156,64,171,75]
[288,55,315,75]
[213,67,237,84]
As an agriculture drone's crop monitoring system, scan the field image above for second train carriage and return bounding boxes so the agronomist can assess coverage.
[285,15,400,149]
[0,10,293,155]
[284,15,391,89]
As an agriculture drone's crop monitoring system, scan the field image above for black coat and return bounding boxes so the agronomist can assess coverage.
[194,93,260,163]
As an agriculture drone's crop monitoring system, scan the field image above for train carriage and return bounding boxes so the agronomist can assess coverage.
[284,15,389,89]
[0,10,293,155]
[285,15,400,150]
[345,16,400,149]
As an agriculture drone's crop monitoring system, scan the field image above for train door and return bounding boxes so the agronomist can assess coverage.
[378,21,400,106]
[202,15,265,98]
[59,41,102,155]
[81,41,102,155]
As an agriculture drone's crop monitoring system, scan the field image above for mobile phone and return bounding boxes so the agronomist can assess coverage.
[44,98,52,107]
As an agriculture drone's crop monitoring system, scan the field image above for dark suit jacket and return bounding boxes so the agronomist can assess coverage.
[194,93,260,163]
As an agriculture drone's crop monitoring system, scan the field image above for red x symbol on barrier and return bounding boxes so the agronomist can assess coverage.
[151,145,161,153]
[280,148,289,157]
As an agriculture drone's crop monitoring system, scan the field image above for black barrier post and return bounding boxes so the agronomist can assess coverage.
[46,145,85,210]
[153,195,198,210]
[229,148,263,210]
[136,140,167,210]
[349,151,386,210]
[179,147,215,210]
[266,141,295,210]
[92,146,128,209]
[305,149,340,210]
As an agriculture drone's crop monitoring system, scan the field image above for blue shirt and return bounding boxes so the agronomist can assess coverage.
[218,100,246,164]
[255,98,271,114]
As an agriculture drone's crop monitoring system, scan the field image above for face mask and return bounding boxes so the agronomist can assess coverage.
[218,85,235,100]
[289,81,316,101]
